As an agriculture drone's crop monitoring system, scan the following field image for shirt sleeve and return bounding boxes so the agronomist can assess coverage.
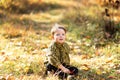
[47,44,61,67]
[64,42,70,53]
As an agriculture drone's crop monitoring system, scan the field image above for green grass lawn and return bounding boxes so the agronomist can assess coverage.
[0,0,120,80]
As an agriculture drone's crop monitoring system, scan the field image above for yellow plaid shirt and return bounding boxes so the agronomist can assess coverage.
[45,41,70,67]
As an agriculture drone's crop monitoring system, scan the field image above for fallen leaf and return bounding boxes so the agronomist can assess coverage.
[83,78,88,80]
[116,70,120,74]
[81,55,89,59]
[96,69,102,75]
[86,36,91,39]
[0,51,5,55]
[6,74,15,80]
[0,76,6,80]
[1,56,9,62]
[106,58,113,63]
[108,76,116,79]
[81,66,90,71]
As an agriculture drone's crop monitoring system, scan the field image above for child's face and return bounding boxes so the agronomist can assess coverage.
[53,28,66,44]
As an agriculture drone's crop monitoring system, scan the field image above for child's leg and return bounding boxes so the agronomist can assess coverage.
[66,66,78,75]
[45,63,58,76]
[56,65,78,79]
[64,65,78,80]
[43,63,57,78]
[46,63,58,72]
[56,71,67,79]
[46,64,68,79]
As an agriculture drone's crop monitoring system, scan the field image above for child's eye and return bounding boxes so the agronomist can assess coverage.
[62,34,65,36]
[56,34,60,36]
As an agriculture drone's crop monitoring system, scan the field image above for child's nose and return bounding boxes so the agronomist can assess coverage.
[60,34,64,37]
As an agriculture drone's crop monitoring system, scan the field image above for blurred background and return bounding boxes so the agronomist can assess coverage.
[0,0,120,80]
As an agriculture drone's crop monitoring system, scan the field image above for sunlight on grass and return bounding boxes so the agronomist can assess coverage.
[43,0,78,8]
[0,23,26,38]
[0,0,120,80]
[20,12,63,23]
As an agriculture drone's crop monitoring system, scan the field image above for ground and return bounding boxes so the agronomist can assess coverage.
[0,0,120,80]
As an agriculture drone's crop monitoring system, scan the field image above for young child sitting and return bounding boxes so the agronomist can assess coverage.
[44,24,78,80]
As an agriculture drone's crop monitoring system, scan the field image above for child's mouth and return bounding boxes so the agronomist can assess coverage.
[59,39,63,41]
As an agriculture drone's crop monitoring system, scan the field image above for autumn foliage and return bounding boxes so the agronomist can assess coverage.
[0,0,120,80]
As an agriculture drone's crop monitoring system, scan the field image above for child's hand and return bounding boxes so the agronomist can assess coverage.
[58,64,70,74]
[62,68,70,73]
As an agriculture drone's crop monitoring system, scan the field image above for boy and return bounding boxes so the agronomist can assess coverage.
[44,24,78,80]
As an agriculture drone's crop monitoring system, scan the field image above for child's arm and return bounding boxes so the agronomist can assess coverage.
[58,64,70,73]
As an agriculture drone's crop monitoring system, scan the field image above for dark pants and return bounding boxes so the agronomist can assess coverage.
[45,63,78,79]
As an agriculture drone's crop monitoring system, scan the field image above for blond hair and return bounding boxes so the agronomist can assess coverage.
[51,23,66,35]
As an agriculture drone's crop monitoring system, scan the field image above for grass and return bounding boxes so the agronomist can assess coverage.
[0,0,120,80]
